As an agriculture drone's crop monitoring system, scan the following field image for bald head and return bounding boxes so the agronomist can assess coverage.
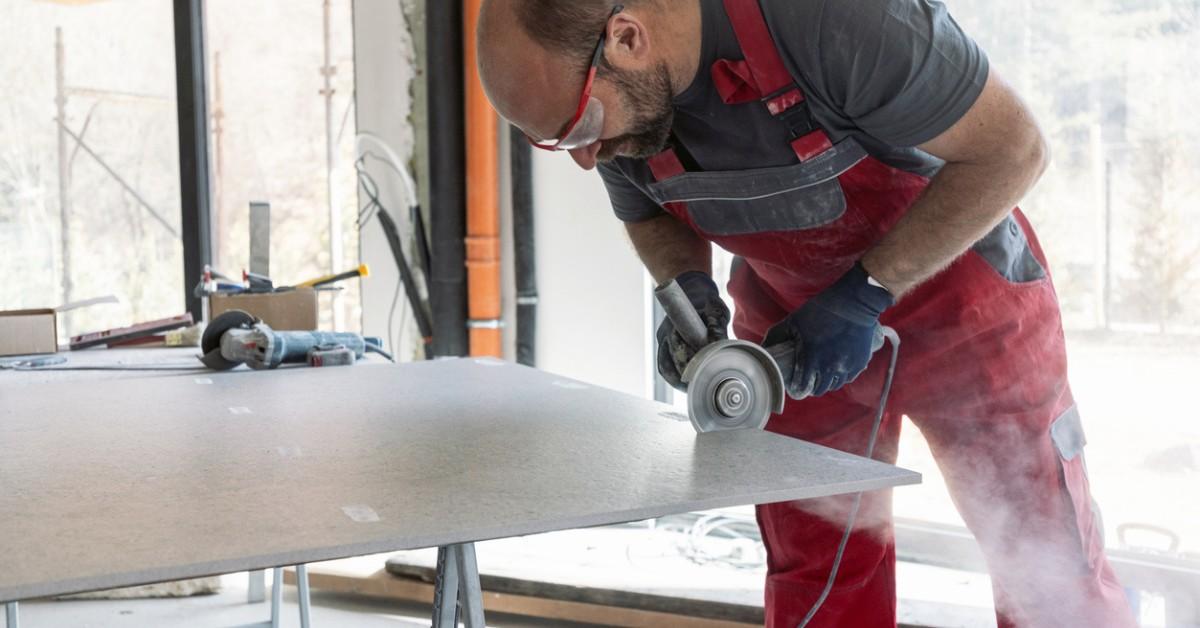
[478,0,699,169]
[477,0,579,141]
[479,1,639,139]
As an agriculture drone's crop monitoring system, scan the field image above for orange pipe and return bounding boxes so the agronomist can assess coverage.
[464,0,503,358]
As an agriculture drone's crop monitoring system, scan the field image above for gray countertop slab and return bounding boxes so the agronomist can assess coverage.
[0,358,919,603]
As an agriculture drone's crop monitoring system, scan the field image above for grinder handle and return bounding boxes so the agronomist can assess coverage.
[655,280,711,349]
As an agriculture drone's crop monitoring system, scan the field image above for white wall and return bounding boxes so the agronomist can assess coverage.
[498,130,518,361]
[351,0,422,359]
[530,151,653,398]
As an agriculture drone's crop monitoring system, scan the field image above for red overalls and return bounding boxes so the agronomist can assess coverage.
[641,2,1137,626]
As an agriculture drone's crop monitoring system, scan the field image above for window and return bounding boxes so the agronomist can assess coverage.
[204,0,361,331]
[889,1,1199,622]
[898,0,1200,560]
[0,0,182,337]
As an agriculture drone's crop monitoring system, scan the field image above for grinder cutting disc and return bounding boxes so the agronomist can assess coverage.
[199,309,256,370]
[681,339,786,433]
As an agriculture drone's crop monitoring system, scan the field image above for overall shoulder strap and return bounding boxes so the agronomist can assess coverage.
[721,0,832,161]
[722,0,803,115]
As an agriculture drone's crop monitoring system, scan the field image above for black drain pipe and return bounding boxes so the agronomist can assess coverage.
[426,0,468,357]
[510,126,538,367]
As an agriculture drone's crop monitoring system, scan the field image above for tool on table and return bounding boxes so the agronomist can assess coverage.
[105,323,206,349]
[654,281,786,433]
[70,314,196,351]
[307,344,357,367]
[0,355,69,370]
[200,310,391,370]
[289,264,370,290]
[206,265,235,283]
[195,270,352,298]
[243,270,275,293]
[209,283,246,295]
[193,203,275,297]
[192,198,363,300]
[165,324,206,347]
[193,266,243,297]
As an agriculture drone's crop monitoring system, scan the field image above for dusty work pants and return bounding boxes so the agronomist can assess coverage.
[731,216,1137,628]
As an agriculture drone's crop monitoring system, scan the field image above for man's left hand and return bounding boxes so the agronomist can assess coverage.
[764,262,895,399]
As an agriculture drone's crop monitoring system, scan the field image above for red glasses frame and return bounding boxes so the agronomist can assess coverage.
[528,5,624,152]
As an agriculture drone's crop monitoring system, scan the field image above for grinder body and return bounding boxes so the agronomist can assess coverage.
[218,326,369,370]
[202,310,376,370]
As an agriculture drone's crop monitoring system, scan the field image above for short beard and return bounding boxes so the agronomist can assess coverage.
[596,62,675,162]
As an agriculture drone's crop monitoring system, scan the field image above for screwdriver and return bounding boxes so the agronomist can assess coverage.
[291,263,370,289]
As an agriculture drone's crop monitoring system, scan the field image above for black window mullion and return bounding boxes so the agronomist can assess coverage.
[173,0,213,321]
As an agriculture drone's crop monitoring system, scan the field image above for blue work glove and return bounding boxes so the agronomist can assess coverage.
[763,262,894,399]
[656,271,731,392]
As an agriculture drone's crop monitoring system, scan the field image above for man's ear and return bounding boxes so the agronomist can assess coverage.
[606,13,652,68]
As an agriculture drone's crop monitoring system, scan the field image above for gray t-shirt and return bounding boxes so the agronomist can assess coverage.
[600,0,989,222]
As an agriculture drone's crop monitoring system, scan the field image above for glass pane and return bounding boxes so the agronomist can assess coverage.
[204,0,361,331]
[895,0,1200,582]
[0,1,182,338]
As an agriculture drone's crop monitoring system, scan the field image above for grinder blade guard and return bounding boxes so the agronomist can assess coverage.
[655,279,788,433]
[682,339,785,433]
[200,310,257,370]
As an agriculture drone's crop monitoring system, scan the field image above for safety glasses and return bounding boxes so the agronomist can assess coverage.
[528,5,623,152]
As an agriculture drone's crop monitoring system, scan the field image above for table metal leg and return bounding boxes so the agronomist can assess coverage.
[455,543,485,628]
[431,546,461,628]
[431,544,485,628]
[270,567,283,628]
[248,569,267,603]
[297,564,312,628]
[5,602,17,628]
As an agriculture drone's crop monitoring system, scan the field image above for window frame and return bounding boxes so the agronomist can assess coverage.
[172,0,213,321]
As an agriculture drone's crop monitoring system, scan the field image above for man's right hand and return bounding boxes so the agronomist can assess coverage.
[656,271,731,392]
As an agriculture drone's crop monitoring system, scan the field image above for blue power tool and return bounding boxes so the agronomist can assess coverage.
[200,310,388,370]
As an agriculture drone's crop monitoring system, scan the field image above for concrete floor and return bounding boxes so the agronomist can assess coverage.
[11,573,591,628]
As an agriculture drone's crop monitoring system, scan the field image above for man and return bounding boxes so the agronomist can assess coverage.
[477,1,1136,626]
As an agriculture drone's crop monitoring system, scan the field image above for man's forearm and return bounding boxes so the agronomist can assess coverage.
[861,148,1048,298]
[625,214,711,285]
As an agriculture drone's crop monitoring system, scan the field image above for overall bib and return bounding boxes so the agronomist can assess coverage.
[635,1,1137,626]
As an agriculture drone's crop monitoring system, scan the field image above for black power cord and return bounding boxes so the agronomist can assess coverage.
[355,160,435,360]
[797,327,901,628]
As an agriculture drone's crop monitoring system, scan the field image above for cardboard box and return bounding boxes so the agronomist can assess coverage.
[209,290,319,330]
[0,309,59,357]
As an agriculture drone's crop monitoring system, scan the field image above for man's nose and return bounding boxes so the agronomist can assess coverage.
[568,142,603,170]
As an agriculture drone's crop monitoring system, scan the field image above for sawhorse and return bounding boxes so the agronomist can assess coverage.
[431,543,485,628]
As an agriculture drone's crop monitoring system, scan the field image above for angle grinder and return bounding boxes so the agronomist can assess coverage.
[656,280,893,433]
[200,310,388,370]
[655,280,787,433]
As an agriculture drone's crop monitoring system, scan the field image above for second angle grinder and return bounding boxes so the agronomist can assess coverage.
[655,280,787,433]
[200,309,387,370]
